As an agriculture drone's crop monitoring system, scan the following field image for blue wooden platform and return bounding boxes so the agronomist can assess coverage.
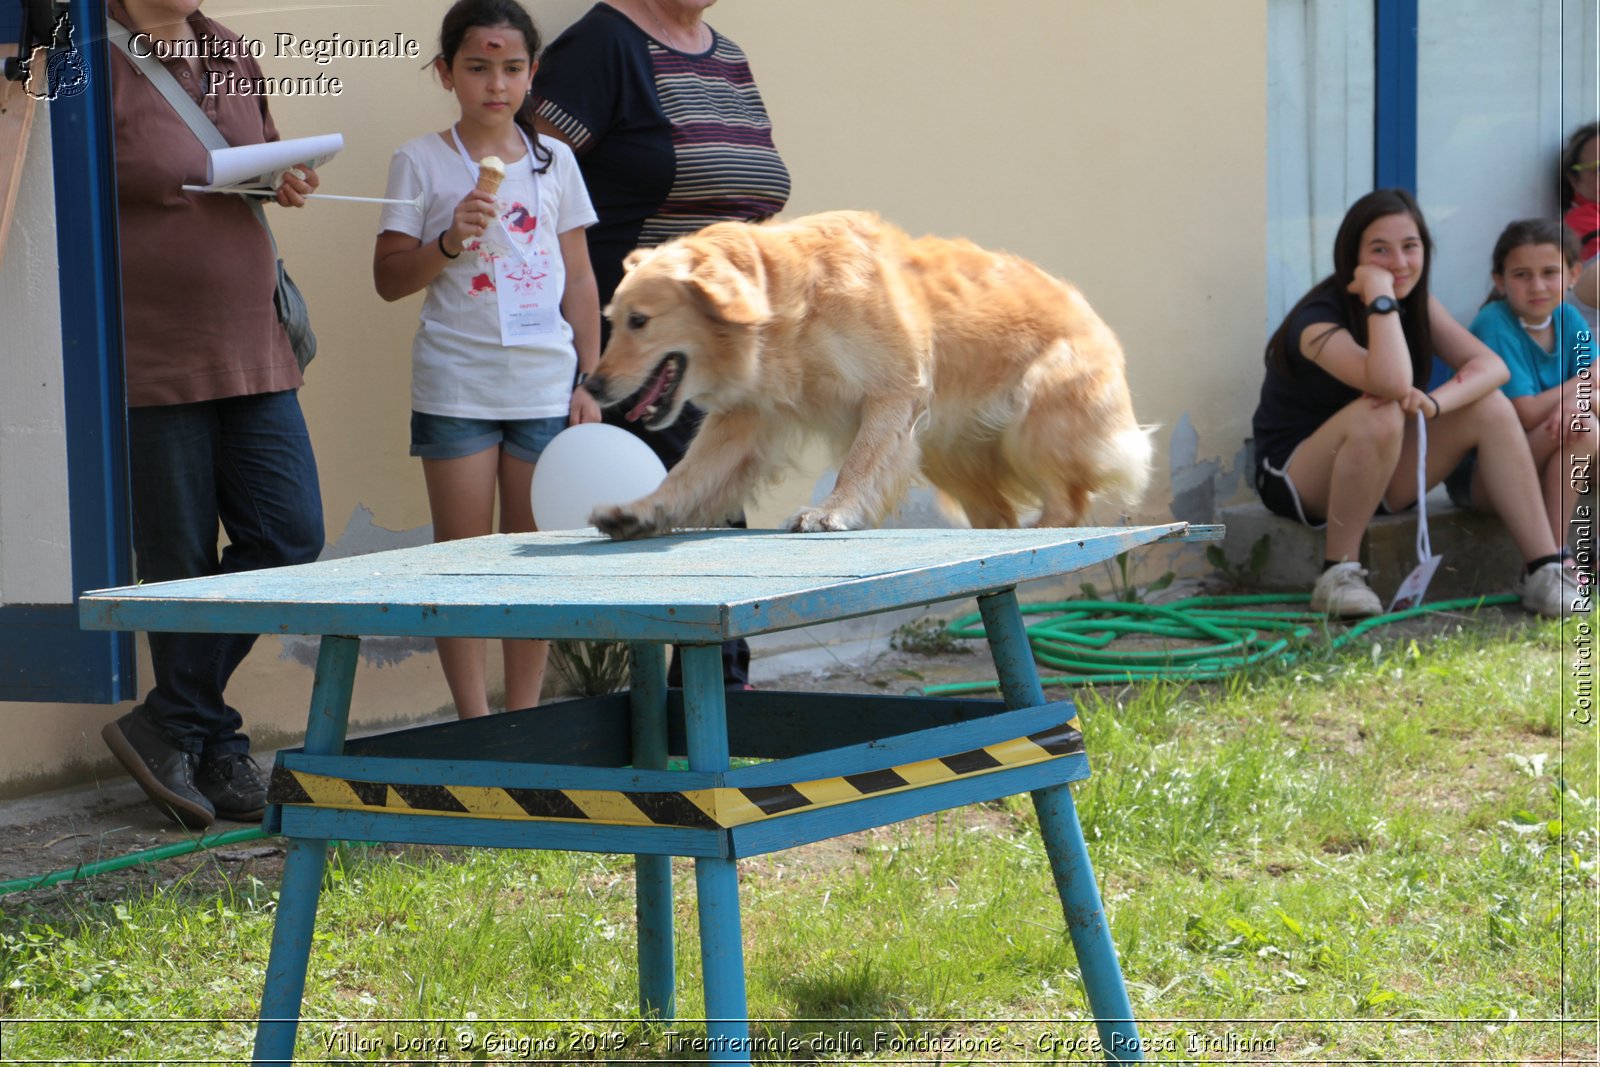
[79,524,1220,1065]
[78,525,1201,641]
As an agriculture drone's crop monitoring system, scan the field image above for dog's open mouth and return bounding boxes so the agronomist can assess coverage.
[626,353,686,427]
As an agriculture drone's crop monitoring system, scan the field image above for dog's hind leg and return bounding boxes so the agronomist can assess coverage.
[591,410,766,540]
[937,469,1019,528]
[787,397,922,532]
[920,438,1021,529]
[1034,486,1090,529]
[1029,426,1152,528]
[959,498,1021,529]
[1011,380,1150,530]
[1017,441,1094,527]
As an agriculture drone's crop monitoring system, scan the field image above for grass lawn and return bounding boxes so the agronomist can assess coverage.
[0,615,1594,1063]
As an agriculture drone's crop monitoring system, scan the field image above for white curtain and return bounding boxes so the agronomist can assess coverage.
[1417,0,1599,326]
[1266,0,1375,334]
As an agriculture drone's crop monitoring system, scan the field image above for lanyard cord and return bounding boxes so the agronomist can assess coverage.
[1414,410,1431,563]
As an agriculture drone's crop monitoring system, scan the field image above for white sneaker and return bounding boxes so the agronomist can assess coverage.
[1516,561,1587,617]
[1311,561,1384,618]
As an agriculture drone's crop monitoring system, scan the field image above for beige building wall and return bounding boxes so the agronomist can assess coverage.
[0,0,1265,796]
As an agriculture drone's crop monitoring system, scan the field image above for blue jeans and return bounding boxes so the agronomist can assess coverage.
[127,391,324,757]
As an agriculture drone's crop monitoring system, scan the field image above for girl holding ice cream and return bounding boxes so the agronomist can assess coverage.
[374,0,601,718]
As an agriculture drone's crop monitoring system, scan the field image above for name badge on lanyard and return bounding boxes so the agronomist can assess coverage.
[451,126,563,347]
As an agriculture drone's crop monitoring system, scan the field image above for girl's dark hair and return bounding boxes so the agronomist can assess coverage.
[436,0,552,174]
[1482,217,1582,306]
[1265,188,1433,388]
[1562,122,1599,212]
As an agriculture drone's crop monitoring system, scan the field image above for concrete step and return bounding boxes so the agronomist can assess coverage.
[1217,488,1523,602]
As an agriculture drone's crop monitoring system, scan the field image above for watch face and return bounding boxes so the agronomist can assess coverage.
[1368,296,1399,315]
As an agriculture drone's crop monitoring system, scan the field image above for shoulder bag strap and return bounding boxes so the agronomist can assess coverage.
[105,17,278,239]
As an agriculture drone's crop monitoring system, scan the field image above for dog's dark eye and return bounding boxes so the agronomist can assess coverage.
[627,311,649,331]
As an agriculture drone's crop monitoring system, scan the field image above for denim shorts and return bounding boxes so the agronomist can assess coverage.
[1443,449,1477,509]
[410,412,566,463]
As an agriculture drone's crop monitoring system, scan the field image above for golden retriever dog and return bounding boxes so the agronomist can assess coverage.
[584,210,1151,539]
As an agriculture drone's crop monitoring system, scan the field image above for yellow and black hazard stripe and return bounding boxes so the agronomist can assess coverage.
[268,720,1083,829]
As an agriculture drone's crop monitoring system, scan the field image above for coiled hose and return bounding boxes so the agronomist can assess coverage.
[922,592,1519,696]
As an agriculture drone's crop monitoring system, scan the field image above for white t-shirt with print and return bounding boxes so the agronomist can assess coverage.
[380,131,598,419]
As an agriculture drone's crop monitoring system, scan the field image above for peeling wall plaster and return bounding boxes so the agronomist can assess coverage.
[276,505,434,668]
[1168,412,1251,525]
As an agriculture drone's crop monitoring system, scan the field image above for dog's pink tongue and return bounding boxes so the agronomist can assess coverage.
[626,362,674,422]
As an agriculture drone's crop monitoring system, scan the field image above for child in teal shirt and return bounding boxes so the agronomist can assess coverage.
[1449,219,1593,560]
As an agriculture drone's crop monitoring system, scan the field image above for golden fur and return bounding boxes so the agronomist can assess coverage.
[584,210,1151,539]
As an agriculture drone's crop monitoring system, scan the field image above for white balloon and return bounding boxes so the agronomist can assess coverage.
[531,423,668,531]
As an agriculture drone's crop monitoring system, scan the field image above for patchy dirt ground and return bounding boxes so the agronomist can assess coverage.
[0,589,1537,900]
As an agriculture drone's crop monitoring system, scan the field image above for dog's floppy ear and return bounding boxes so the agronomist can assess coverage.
[684,229,770,326]
[622,247,652,274]
[688,260,770,326]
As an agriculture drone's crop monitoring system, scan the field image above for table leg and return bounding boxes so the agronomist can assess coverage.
[253,838,331,1065]
[978,591,1143,1063]
[253,635,359,1066]
[629,641,676,1021]
[681,643,750,1064]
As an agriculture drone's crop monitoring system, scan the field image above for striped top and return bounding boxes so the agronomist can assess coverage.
[532,3,790,307]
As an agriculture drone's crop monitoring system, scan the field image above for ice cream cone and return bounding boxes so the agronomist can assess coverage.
[476,155,506,197]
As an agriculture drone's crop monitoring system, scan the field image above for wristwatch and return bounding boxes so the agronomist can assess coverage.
[1365,295,1400,316]
[574,371,592,390]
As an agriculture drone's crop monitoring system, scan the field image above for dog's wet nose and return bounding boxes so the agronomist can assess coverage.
[585,374,610,403]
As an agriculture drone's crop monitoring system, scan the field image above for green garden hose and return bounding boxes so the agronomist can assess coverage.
[0,826,271,898]
[923,592,1521,696]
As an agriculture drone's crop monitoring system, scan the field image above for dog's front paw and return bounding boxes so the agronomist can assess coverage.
[591,504,667,540]
[784,506,863,533]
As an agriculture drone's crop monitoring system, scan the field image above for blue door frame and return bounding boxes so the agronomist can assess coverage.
[1374,0,1419,192]
[0,0,134,704]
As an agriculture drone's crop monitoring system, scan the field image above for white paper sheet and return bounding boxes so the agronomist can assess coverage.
[199,133,344,190]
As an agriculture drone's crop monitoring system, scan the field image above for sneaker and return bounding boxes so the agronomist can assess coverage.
[102,707,215,830]
[196,753,269,822]
[1310,561,1384,618]
[1516,561,1587,618]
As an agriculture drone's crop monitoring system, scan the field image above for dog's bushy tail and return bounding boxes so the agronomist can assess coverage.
[1096,424,1156,512]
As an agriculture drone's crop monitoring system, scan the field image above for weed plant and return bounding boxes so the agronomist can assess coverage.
[0,620,1592,1062]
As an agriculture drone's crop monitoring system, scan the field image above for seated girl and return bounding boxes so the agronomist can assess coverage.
[1562,122,1600,326]
[1446,219,1593,564]
[1252,188,1578,618]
